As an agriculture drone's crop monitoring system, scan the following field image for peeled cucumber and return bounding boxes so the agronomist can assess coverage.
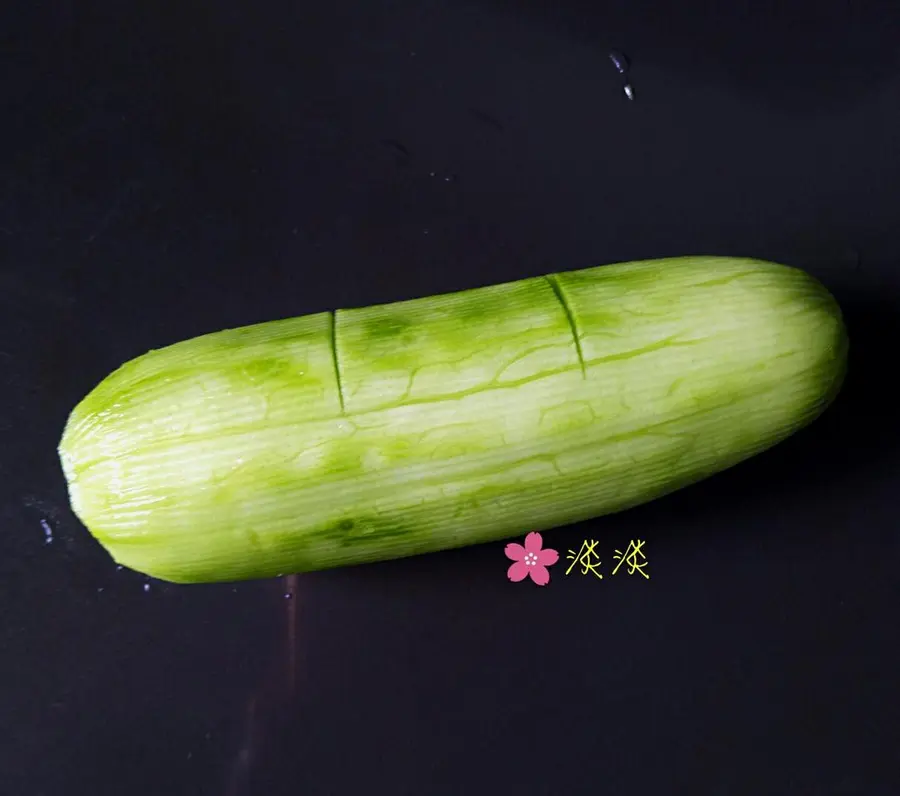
[58,257,847,583]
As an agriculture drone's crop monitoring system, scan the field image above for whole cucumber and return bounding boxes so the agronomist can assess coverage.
[59,257,847,583]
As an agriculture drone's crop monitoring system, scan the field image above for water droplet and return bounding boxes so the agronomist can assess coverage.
[284,592,293,599]
[423,229,430,235]
[623,83,635,101]
[97,587,105,593]
[609,50,630,75]
[116,565,123,571]
[40,518,53,544]
[143,583,150,592]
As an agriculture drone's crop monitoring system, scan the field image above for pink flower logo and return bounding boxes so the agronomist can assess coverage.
[505,532,559,586]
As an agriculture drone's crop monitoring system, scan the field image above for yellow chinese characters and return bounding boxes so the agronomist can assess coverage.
[612,539,650,579]
[564,539,650,580]
[565,539,603,579]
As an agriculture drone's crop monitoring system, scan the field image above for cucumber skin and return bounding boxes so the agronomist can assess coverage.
[59,257,847,583]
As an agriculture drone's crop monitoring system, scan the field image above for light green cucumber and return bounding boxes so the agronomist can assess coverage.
[58,256,847,583]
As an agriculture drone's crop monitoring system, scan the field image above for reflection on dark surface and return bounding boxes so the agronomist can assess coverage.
[225,575,299,795]
[472,0,900,113]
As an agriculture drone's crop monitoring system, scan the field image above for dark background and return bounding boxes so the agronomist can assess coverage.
[2,1,898,794]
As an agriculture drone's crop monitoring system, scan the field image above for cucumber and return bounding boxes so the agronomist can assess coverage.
[58,257,847,583]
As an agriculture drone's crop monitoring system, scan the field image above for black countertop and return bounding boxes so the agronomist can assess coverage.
[2,2,898,794]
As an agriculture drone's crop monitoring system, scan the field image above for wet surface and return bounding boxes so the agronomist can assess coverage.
[2,1,899,794]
